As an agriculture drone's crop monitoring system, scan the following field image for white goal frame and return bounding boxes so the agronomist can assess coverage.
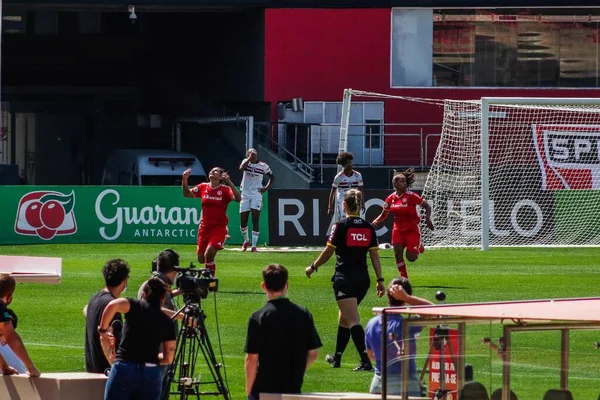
[341,90,600,250]
[480,97,600,250]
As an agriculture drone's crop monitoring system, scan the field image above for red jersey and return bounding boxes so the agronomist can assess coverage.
[383,191,424,232]
[192,183,234,227]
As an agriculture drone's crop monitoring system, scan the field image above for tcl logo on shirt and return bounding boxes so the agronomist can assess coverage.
[346,228,371,246]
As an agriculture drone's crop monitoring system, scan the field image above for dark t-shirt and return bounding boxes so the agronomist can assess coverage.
[327,216,378,281]
[244,298,322,399]
[116,298,177,364]
[0,300,17,329]
[85,290,121,373]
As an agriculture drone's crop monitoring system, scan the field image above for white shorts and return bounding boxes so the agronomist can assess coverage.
[334,199,346,223]
[240,193,263,213]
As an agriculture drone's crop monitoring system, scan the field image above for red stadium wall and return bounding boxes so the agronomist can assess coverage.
[264,8,600,166]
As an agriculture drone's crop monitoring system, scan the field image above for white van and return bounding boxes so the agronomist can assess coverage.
[102,149,207,186]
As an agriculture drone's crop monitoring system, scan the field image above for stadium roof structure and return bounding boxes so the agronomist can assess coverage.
[373,297,600,324]
[373,297,600,400]
[7,0,600,8]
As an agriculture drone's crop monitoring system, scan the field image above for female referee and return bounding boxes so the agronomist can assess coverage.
[182,166,241,277]
[306,189,385,371]
[372,168,434,279]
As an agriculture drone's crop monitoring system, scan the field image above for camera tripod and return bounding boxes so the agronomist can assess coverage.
[419,326,458,400]
[165,299,229,400]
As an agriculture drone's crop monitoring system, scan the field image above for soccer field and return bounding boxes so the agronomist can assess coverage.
[1,244,599,400]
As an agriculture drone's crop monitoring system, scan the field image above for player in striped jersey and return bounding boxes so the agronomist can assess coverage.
[328,152,364,225]
[239,148,274,252]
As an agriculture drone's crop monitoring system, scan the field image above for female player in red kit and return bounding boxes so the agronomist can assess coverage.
[182,167,241,276]
[372,168,434,279]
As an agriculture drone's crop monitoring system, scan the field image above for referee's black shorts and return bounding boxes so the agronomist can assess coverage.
[332,277,370,304]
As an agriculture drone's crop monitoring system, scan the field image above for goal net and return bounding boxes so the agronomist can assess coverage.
[341,90,600,248]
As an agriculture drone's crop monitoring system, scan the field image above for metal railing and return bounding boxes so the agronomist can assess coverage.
[254,122,315,181]
[254,121,443,179]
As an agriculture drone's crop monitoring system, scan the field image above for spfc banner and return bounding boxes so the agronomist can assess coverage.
[533,124,600,190]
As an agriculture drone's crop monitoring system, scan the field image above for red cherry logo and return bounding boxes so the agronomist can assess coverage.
[24,201,44,229]
[40,200,66,230]
[36,227,57,240]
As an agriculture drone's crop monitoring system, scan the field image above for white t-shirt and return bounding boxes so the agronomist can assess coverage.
[332,170,364,202]
[240,161,272,196]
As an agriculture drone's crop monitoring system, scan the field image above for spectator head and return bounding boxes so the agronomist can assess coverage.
[102,259,130,288]
[0,274,16,305]
[142,276,169,306]
[388,277,413,307]
[262,264,289,293]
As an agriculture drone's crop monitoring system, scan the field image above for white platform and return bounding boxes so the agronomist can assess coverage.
[0,372,106,400]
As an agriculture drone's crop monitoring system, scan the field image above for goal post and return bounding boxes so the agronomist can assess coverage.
[337,88,353,173]
[341,89,600,248]
[440,96,600,249]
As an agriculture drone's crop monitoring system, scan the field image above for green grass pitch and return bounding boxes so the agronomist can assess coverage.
[0,244,599,400]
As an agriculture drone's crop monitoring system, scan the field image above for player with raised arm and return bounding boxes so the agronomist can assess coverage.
[372,169,434,279]
[239,148,274,252]
[328,152,364,225]
[182,167,241,277]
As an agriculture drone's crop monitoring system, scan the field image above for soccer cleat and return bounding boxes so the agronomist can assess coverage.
[418,244,425,254]
[325,354,341,368]
[251,247,258,252]
[353,361,373,372]
[242,241,249,251]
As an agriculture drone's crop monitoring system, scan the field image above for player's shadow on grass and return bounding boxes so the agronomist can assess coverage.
[414,285,469,290]
[220,290,264,296]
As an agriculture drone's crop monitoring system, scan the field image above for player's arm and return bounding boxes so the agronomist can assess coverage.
[222,172,242,202]
[372,208,390,229]
[239,157,251,172]
[260,171,274,193]
[421,199,434,231]
[327,187,337,217]
[0,321,40,377]
[372,195,392,229]
[306,230,337,277]
[182,168,194,198]
[369,249,385,297]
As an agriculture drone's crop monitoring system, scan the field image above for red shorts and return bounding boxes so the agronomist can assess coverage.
[197,224,228,255]
[391,227,422,254]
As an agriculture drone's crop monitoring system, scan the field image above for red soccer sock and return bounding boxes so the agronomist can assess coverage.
[206,261,216,277]
[396,261,408,279]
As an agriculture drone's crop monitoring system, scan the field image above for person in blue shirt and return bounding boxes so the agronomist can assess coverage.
[365,277,433,396]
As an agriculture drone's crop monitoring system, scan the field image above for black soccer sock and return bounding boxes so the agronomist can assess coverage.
[335,326,351,357]
[350,325,370,363]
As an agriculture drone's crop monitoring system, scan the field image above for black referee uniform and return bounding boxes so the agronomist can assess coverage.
[327,215,379,303]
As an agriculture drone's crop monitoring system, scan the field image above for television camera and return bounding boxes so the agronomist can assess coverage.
[175,263,219,303]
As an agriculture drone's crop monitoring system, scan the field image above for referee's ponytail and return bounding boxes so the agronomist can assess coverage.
[343,189,362,216]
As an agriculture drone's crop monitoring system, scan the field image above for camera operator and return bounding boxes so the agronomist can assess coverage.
[365,277,433,396]
[99,277,177,400]
[0,274,40,377]
[138,249,181,313]
[84,259,130,373]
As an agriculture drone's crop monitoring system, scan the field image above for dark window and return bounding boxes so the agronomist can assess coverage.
[364,119,381,149]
